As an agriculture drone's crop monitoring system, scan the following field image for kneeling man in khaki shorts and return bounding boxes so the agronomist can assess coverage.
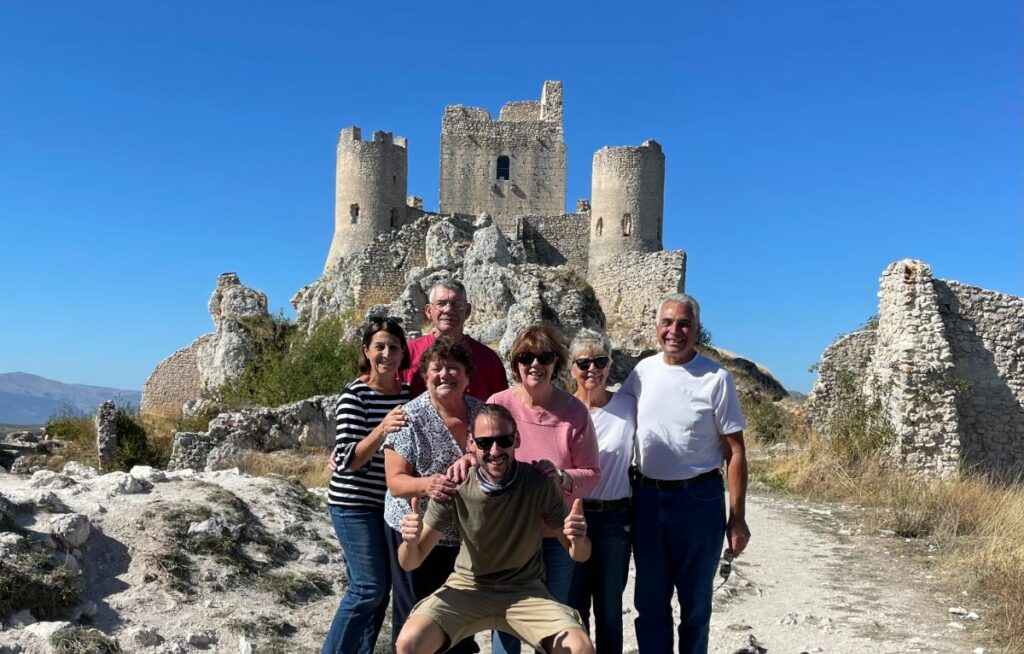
[396,404,595,654]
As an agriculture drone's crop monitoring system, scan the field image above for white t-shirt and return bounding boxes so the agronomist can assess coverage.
[585,391,637,501]
[619,352,746,481]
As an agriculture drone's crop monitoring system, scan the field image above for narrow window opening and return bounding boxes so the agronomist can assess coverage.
[393,175,397,185]
[496,155,510,181]
[622,213,632,236]
[390,208,397,228]
[350,204,360,225]
[595,216,603,237]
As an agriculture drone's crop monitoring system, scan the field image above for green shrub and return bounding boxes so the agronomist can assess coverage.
[214,315,360,409]
[44,407,94,450]
[113,404,164,470]
[817,370,894,468]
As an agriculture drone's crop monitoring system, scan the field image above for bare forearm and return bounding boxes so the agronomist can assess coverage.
[388,472,430,499]
[725,447,747,519]
[347,428,387,470]
[397,542,425,571]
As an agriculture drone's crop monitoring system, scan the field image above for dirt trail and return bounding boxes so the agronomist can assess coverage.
[620,493,990,654]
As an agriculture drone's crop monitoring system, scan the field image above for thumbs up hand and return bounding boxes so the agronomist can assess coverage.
[563,498,587,543]
[401,496,423,545]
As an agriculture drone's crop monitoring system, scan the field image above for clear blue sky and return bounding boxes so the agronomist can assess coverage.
[1,1,1020,394]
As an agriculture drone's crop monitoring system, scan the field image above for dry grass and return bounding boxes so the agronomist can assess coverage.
[753,421,1024,653]
[238,447,333,489]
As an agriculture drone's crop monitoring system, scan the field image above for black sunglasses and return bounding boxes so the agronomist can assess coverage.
[515,351,557,366]
[473,432,516,451]
[574,356,610,371]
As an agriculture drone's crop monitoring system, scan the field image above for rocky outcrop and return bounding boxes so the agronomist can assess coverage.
[0,464,341,653]
[167,396,336,472]
[142,274,270,417]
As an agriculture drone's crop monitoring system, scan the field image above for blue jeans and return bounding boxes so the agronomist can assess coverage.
[322,506,390,654]
[492,536,575,654]
[569,506,631,654]
[633,477,726,654]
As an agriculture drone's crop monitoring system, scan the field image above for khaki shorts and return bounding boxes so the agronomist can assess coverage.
[410,584,584,651]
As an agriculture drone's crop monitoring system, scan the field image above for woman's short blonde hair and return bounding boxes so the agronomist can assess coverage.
[508,323,570,383]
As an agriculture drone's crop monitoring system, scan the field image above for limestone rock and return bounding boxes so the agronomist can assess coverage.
[127,626,164,647]
[94,400,118,471]
[62,461,99,479]
[197,273,271,391]
[129,466,167,483]
[29,470,76,489]
[48,513,91,548]
[86,471,151,497]
[167,396,335,471]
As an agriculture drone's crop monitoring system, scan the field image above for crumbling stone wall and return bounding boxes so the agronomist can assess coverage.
[808,330,877,426]
[518,213,590,274]
[588,250,687,355]
[439,81,566,234]
[811,259,1024,479]
[934,279,1024,475]
[140,335,212,418]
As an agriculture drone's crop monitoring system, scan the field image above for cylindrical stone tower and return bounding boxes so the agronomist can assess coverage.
[324,126,408,271]
[587,140,665,272]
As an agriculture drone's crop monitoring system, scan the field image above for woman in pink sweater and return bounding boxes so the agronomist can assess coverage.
[487,323,600,654]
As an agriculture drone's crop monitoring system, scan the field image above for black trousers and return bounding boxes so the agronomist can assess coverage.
[384,526,478,653]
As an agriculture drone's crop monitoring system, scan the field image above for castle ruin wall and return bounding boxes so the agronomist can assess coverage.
[439,82,566,234]
[518,213,590,274]
[934,279,1024,476]
[588,250,686,355]
[808,330,878,424]
[140,334,213,418]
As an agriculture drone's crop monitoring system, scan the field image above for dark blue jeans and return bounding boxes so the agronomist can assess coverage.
[492,536,575,654]
[633,477,726,654]
[569,506,631,654]
[321,505,390,654]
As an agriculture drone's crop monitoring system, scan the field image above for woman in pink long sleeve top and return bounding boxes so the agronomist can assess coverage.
[487,323,600,654]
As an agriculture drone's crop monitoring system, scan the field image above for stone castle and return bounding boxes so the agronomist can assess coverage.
[142,82,687,417]
[322,81,668,278]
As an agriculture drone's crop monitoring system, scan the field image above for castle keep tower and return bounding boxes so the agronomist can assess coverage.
[587,140,665,272]
[439,81,567,234]
[324,127,408,271]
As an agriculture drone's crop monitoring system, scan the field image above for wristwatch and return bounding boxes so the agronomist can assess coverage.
[558,469,571,490]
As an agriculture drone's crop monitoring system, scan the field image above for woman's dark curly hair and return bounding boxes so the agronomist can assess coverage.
[418,336,475,381]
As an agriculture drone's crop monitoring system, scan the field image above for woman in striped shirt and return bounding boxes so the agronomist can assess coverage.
[322,318,411,654]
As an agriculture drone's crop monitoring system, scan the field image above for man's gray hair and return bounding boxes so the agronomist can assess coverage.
[569,328,613,362]
[428,278,468,304]
[657,293,701,327]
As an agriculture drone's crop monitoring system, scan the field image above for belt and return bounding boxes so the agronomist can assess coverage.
[636,468,721,490]
[582,498,632,511]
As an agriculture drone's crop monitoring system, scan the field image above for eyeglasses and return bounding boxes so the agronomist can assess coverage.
[432,300,466,311]
[473,432,516,451]
[515,351,557,366]
[574,356,610,371]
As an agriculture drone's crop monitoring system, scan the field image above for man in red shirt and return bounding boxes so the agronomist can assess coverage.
[401,279,508,401]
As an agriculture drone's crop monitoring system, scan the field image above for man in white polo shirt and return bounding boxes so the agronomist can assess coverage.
[619,293,749,654]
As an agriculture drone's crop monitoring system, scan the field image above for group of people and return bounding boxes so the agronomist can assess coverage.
[322,278,750,654]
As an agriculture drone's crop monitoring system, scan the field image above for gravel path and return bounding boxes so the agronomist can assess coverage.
[616,493,990,654]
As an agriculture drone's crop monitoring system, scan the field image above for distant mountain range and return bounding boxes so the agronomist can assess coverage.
[0,372,141,426]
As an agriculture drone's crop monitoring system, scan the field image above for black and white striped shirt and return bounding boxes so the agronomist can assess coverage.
[326,379,410,509]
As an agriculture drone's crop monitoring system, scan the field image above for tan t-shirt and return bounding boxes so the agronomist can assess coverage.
[424,464,567,590]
